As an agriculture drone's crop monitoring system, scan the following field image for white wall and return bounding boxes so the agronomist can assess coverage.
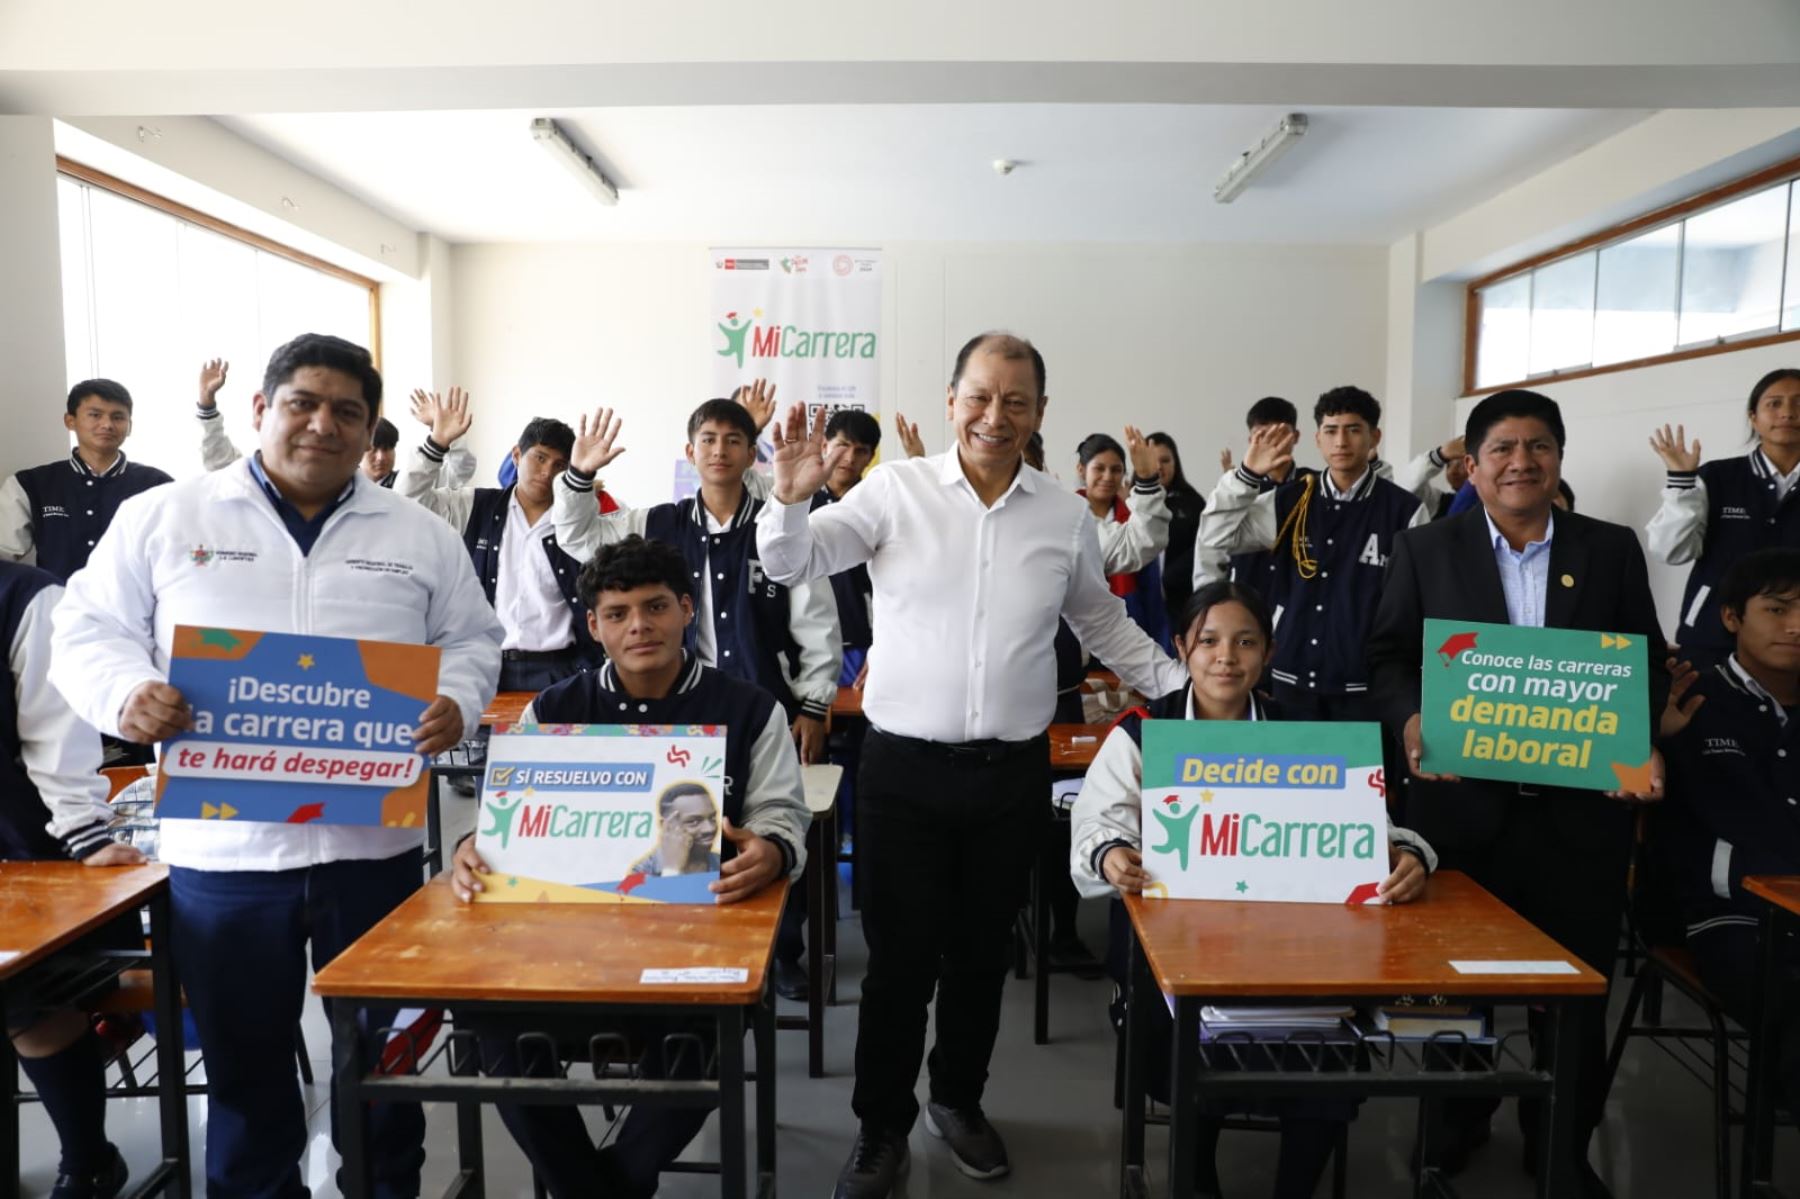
[0,116,77,473]
[447,241,1388,501]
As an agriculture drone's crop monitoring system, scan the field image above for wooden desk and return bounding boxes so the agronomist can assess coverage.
[829,686,863,721]
[314,877,784,1199]
[1118,872,1607,1199]
[1,862,189,1199]
[480,690,535,727]
[1050,722,1106,771]
[780,764,843,1077]
[1743,876,1800,1197]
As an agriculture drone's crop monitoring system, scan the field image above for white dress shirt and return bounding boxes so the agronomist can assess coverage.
[494,494,575,652]
[755,448,1187,743]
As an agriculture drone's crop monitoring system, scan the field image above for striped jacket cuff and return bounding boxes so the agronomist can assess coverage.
[1666,470,1698,490]
[1428,447,1448,469]
[1090,837,1134,879]
[798,696,830,721]
[419,436,449,463]
[1233,464,1268,488]
[60,821,116,861]
[1131,477,1163,495]
[563,466,596,493]
[766,833,797,877]
[196,405,221,421]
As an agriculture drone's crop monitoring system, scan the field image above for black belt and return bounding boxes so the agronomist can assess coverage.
[871,726,1046,765]
[502,647,578,662]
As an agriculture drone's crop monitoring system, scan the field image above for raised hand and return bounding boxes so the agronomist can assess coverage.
[1439,434,1466,462]
[409,388,437,429]
[1649,424,1702,473]
[1660,655,1706,738]
[572,406,626,475]
[1219,447,1233,474]
[894,412,926,459]
[1123,425,1158,482]
[1242,422,1299,478]
[428,387,473,446]
[769,404,845,504]
[198,359,229,409]
[736,378,778,433]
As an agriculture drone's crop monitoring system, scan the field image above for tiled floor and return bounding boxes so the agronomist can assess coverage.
[15,805,1800,1197]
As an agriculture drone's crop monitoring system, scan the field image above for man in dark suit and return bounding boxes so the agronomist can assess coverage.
[1368,388,1669,1198]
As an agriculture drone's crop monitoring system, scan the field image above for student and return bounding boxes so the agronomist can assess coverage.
[4,559,147,1199]
[49,332,503,1199]
[1147,431,1204,621]
[1197,386,1429,726]
[197,358,476,488]
[1209,397,1302,591]
[1663,547,1800,1119]
[1647,368,1800,671]
[814,409,882,685]
[0,379,172,583]
[1367,388,1668,1196]
[1076,429,1172,648]
[450,535,807,1199]
[1072,579,1433,1199]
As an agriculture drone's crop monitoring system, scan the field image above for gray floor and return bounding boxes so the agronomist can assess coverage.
[15,803,1800,1197]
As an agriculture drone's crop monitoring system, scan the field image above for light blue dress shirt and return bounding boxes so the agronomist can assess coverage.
[1485,510,1554,628]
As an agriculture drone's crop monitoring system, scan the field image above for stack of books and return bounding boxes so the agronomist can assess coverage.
[1363,1003,1488,1039]
[1196,1004,1357,1041]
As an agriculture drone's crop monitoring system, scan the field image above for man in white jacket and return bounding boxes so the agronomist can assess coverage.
[50,333,503,1199]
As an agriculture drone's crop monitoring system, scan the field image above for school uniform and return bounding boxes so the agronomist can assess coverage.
[197,405,478,490]
[1647,450,1800,669]
[812,485,874,685]
[48,456,503,1199]
[1159,481,1205,622]
[0,451,172,582]
[1084,480,1172,650]
[467,653,807,1199]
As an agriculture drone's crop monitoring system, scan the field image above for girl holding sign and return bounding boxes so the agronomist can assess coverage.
[1070,580,1436,1199]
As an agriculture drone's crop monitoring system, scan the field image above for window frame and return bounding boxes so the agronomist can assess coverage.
[56,156,382,367]
[1463,151,1800,397]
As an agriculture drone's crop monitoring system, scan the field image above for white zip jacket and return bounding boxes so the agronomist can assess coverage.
[49,460,504,872]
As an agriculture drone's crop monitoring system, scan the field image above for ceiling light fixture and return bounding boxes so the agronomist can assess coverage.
[530,117,619,206]
[1213,113,1308,205]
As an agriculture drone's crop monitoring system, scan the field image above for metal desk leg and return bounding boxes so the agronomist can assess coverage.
[147,889,192,1199]
[1168,997,1200,1199]
[753,995,777,1191]
[824,803,840,1007]
[1747,905,1783,1196]
[450,1030,486,1198]
[716,1006,747,1199]
[1119,930,1148,1199]
[2,978,18,1199]
[425,769,443,878]
[1539,999,1580,1199]
[805,817,826,1078]
[1033,821,1051,1046]
[331,1001,371,1199]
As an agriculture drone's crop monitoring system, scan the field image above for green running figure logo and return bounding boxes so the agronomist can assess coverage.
[1148,795,1199,872]
[717,312,753,368]
[482,790,524,849]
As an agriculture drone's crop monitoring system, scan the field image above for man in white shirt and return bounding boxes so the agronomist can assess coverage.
[50,333,503,1199]
[757,332,1187,1199]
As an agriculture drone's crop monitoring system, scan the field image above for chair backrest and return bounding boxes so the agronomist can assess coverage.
[101,765,149,802]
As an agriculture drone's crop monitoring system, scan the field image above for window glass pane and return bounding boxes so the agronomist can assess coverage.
[86,186,183,467]
[1528,251,1596,376]
[1679,184,1788,345]
[1594,225,1680,366]
[1785,183,1800,332]
[57,177,94,386]
[1476,275,1530,389]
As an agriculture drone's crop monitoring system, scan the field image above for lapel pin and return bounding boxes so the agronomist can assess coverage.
[1561,573,1575,588]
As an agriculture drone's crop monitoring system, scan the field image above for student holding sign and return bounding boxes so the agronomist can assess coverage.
[1367,388,1668,1197]
[1071,579,1434,1199]
[450,535,806,1198]
[48,333,504,1199]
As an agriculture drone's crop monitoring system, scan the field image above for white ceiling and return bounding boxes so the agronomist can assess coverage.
[217,104,1649,246]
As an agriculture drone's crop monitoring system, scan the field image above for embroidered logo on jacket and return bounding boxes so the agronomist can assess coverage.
[345,557,416,577]
[1720,506,1752,521]
[191,545,213,566]
[1701,737,1746,756]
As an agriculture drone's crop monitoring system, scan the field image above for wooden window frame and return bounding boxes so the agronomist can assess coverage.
[57,156,382,367]
[1463,152,1800,397]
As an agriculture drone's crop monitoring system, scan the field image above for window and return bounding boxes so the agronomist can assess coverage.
[1467,157,1800,394]
[57,161,378,477]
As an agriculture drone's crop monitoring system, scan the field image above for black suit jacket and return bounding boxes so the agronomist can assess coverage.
[1367,506,1670,853]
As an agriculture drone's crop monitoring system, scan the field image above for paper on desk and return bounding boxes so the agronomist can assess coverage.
[0,951,17,966]
[1449,960,1578,975]
[640,967,750,984]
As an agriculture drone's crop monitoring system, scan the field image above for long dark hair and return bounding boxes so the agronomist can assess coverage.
[1146,431,1193,495]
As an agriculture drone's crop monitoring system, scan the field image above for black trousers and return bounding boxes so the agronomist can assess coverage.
[1691,921,1800,1111]
[850,727,1048,1135]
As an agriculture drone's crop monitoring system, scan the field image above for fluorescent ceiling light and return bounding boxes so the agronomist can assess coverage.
[530,117,619,206]
[1213,113,1308,205]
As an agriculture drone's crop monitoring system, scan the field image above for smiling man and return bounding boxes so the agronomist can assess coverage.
[756,331,1188,1199]
[0,379,172,582]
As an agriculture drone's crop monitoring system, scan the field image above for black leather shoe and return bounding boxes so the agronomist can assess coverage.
[771,956,807,1002]
[50,1144,128,1199]
[832,1128,909,1199]
[924,1101,1010,1180]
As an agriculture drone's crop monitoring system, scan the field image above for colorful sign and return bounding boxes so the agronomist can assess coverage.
[1139,721,1390,905]
[157,626,441,827]
[473,725,729,905]
[1420,618,1651,791]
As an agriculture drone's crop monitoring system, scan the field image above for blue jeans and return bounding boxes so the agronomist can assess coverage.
[169,849,426,1199]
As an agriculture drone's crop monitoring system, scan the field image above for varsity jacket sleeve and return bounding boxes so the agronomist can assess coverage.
[1097,480,1171,575]
[783,576,843,721]
[419,517,505,739]
[1197,466,1280,557]
[196,406,243,472]
[743,468,773,501]
[1070,722,1143,900]
[552,467,650,563]
[47,496,166,737]
[1366,527,1427,742]
[15,585,114,859]
[440,442,478,490]
[0,475,33,561]
[1645,472,1707,566]
[742,702,810,881]
[1192,544,1231,590]
[400,437,476,531]
[1387,822,1437,874]
[1063,514,1189,700]
[1665,717,1800,906]
[755,468,886,584]
[1391,447,1452,507]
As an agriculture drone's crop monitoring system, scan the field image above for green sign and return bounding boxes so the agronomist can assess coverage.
[1419,618,1651,791]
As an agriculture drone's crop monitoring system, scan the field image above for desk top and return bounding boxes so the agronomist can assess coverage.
[1745,875,1800,918]
[312,876,786,1005]
[482,690,536,727]
[831,687,863,719]
[801,763,842,815]
[0,862,167,981]
[1125,870,1607,999]
[1050,723,1107,770]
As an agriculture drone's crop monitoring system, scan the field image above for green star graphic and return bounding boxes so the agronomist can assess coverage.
[1235,880,1249,894]
[506,876,519,888]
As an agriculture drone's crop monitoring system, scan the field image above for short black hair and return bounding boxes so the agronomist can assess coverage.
[1314,386,1381,429]
[1465,388,1566,457]
[1719,548,1800,622]
[67,379,131,417]
[657,781,717,820]
[1076,432,1126,467]
[371,417,399,451]
[686,398,758,443]
[517,417,575,460]
[824,409,881,449]
[949,332,1046,398]
[1175,580,1276,647]
[1748,369,1800,416]
[261,333,382,423]
[577,535,694,610]
[1245,397,1297,430]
